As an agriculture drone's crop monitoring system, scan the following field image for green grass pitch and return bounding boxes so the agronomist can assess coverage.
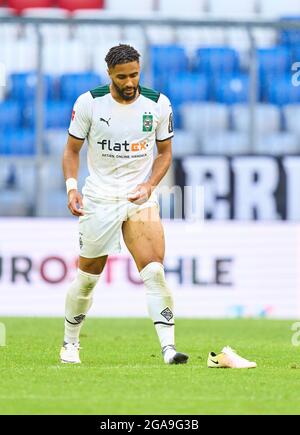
[0,318,300,415]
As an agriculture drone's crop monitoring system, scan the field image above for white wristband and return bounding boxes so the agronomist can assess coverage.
[66,178,78,194]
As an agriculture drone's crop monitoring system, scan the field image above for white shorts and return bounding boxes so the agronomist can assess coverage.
[78,193,159,258]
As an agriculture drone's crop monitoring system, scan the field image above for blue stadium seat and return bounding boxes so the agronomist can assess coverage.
[9,73,57,101]
[151,45,189,76]
[292,46,300,67]
[45,101,72,129]
[194,47,240,75]
[25,101,72,129]
[0,129,35,155]
[279,17,300,46]
[0,101,22,129]
[172,106,182,129]
[151,44,188,92]
[257,47,291,88]
[60,72,102,103]
[167,73,208,107]
[258,47,292,100]
[214,74,250,104]
[153,72,172,94]
[266,75,300,105]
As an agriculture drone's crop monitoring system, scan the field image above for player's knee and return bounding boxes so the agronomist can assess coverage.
[79,256,107,275]
[71,268,100,297]
[140,261,172,297]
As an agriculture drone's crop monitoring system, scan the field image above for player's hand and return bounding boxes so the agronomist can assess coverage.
[127,182,153,205]
[68,190,85,216]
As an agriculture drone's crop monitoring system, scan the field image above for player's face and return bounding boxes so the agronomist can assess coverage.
[109,61,140,101]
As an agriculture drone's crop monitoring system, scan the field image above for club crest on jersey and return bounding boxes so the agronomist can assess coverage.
[143,113,153,132]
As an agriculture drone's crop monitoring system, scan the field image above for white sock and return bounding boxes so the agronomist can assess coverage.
[163,345,177,363]
[140,262,175,349]
[64,268,100,344]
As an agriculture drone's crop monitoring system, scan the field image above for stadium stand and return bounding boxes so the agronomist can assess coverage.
[0,39,37,73]
[151,45,189,92]
[0,100,22,129]
[14,161,36,203]
[2,0,300,216]
[105,0,154,14]
[208,0,258,19]
[252,28,278,48]
[283,105,300,137]
[194,47,240,76]
[43,40,90,74]
[266,75,300,105]
[0,6,14,15]
[0,189,31,216]
[25,101,72,129]
[57,0,104,12]
[257,47,291,78]
[158,0,207,17]
[213,74,250,104]
[147,25,175,45]
[22,7,70,40]
[279,16,300,46]
[168,73,208,107]
[0,129,35,155]
[201,132,250,154]
[152,45,189,75]
[255,132,299,154]
[72,9,121,42]
[37,156,88,216]
[171,130,199,157]
[258,0,300,18]
[9,72,56,101]
[232,104,281,134]
[7,0,55,13]
[60,72,102,103]
[180,103,229,138]
[0,8,21,41]
[2,0,300,16]
[45,128,71,155]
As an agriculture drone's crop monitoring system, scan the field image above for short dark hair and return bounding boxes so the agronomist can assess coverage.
[105,44,140,68]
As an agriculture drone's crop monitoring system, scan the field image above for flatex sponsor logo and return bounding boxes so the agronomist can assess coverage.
[97,139,149,159]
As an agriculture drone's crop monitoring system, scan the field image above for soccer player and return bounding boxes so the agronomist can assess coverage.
[60,44,189,365]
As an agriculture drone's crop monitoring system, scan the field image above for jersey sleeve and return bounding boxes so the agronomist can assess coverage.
[68,92,93,140]
[156,93,174,142]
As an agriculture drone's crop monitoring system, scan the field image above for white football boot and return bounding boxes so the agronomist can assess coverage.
[207,346,257,369]
[60,342,81,364]
[162,345,189,365]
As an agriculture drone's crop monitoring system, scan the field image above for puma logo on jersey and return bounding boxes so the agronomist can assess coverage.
[100,117,111,126]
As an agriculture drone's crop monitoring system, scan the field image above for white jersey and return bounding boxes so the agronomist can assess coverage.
[68,84,174,200]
